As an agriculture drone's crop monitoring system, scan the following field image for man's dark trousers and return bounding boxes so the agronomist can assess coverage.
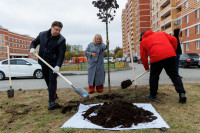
[42,65,57,103]
[149,57,186,96]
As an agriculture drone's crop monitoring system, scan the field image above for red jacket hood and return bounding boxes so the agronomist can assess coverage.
[142,30,154,40]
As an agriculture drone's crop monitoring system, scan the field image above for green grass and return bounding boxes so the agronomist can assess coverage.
[0,83,200,132]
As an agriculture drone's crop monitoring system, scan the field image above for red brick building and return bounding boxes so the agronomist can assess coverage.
[0,26,36,61]
[122,0,151,57]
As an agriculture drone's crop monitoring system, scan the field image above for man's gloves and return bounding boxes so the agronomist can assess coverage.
[53,66,60,73]
[30,48,35,55]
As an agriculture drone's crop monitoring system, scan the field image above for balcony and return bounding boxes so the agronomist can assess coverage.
[160,4,171,17]
[160,15,172,26]
[163,26,172,34]
[160,0,170,7]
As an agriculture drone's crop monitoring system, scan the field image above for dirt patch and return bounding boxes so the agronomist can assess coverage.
[93,93,123,100]
[61,94,124,114]
[82,101,157,128]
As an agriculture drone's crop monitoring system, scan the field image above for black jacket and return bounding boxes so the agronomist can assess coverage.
[173,28,182,55]
[30,29,66,67]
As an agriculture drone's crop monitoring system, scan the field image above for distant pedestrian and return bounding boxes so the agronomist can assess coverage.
[30,21,66,110]
[173,28,182,73]
[85,34,109,94]
[140,30,187,103]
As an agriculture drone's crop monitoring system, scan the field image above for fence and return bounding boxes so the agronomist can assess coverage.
[61,61,130,71]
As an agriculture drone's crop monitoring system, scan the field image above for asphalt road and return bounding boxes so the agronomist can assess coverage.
[1,63,200,91]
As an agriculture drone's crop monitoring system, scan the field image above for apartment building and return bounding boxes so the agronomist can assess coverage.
[152,0,200,55]
[0,26,35,61]
[122,0,151,57]
[71,45,83,52]
[122,0,137,57]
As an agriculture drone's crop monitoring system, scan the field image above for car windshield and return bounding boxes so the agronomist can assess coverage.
[25,59,38,64]
[187,53,199,57]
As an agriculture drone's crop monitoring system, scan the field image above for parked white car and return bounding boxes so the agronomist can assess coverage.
[104,57,115,63]
[0,58,43,80]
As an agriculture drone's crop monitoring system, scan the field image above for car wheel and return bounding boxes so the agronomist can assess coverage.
[183,62,188,68]
[34,70,43,79]
[0,71,5,80]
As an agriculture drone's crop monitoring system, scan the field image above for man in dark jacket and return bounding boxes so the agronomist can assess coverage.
[173,28,182,72]
[140,30,186,103]
[30,21,66,110]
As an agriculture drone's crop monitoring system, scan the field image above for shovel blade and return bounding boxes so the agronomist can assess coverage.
[7,89,14,98]
[74,88,89,98]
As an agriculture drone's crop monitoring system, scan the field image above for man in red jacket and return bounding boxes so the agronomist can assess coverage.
[140,30,186,103]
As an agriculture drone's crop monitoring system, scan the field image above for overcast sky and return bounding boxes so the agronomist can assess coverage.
[0,0,127,50]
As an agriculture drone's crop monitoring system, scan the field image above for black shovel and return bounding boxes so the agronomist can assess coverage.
[6,45,14,98]
[121,71,148,89]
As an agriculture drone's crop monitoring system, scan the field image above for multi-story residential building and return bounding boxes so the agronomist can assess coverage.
[0,26,35,61]
[122,0,151,57]
[152,0,200,55]
[71,45,83,52]
[123,0,200,57]
[122,0,137,57]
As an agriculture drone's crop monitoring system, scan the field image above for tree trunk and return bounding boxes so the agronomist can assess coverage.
[106,10,111,93]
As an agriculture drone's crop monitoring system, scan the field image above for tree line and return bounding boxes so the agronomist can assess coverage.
[64,44,123,61]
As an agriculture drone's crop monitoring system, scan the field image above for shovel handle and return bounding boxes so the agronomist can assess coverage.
[34,52,73,86]
[132,71,148,82]
[7,46,12,87]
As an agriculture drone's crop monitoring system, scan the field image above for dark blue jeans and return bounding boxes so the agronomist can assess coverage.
[176,54,180,72]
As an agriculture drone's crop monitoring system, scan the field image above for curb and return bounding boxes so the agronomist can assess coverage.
[60,68,132,76]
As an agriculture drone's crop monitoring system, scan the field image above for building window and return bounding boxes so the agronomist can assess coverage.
[196,0,199,3]
[1,46,4,50]
[157,12,158,18]
[156,3,158,9]
[186,42,189,51]
[0,34,3,38]
[196,40,199,50]
[196,25,199,34]
[157,21,159,26]
[1,40,3,44]
[2,52,4,56]
[185,15,189,23]
[196,9,199,19]
[185,1,188,9]
[185,29,189,37]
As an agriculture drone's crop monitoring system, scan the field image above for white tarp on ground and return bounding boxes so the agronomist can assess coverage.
[61,103,169,130]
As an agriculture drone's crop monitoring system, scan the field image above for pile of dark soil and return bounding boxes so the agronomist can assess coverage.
[61,94,124,114]
[82,101,157,128]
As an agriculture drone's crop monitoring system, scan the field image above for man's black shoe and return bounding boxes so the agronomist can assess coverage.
[48,102,60,110]
[147,94,158,101]
[179,93,187,103]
